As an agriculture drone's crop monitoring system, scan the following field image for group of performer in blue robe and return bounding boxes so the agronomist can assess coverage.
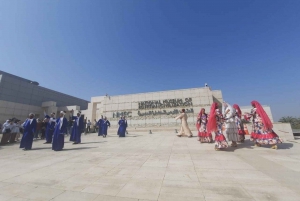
[19,111,69,151]
[97,116,111,138]
[19,111,127,152]
[69,110,84,144]
[118,117,127,137]
[20,113,37,150]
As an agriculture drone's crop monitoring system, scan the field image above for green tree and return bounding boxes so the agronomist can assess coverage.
[279,116,300,129]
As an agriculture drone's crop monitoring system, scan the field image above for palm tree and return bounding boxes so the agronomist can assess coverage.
[279,116,300,129]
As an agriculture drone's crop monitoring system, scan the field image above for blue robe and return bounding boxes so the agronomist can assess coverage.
[101,120,110,136]
[45,117,56,143]
[52,117,68,151]
[70,116,83,143]
[97,119,104,136]
[118,120,127,137]
[20,119,37,150]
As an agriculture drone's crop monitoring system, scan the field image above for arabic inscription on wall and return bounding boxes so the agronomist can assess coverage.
[138,98,192,109]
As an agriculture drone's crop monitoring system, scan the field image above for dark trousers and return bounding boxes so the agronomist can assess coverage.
[10,133,17,143]
[87,126,90,133]
[46,130,54,143]
[41,130,45,139]
[34,129,41,138]
[1,133,11,144]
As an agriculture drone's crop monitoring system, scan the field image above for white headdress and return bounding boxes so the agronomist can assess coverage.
[222,101,235,117]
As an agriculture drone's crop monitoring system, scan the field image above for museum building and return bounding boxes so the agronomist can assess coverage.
[1,71,293,141]
[81,87,273,129]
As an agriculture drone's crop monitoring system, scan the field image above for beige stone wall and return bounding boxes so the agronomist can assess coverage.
[0,100,84,123]
[0,100,43,123]
[82,88,279,130]
[84,87,220,128]
[272,122,294,141]
[244,122,294,141]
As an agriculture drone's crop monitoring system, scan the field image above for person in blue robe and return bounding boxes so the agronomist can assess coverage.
[52,111,68,151]
[117,116,127,137]
[20,113,37,150]
[97,115,104,136]
[101,117,110,138]
[44,111,56,144]
[69,110,84,144]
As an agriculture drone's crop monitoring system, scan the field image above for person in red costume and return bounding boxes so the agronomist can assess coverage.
[233,104,246,143]
[196,108,212,143]
[244,100,282,149]
[207,103,228,151]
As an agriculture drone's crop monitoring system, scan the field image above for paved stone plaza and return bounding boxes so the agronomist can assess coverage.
[0,132,300,201]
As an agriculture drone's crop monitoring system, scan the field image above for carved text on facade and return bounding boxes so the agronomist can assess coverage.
[138,108,194,116]
[138,98,192,109]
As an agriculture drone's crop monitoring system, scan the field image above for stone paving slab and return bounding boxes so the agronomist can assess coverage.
[0,132,300,201]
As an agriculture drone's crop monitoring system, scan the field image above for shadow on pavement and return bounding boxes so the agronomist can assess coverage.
[31,147,53,150]
[62,147,98,151]
[278,143,293,149]
[80,141,107,144]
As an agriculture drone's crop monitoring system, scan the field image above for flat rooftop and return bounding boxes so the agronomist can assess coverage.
[0,132,299,200]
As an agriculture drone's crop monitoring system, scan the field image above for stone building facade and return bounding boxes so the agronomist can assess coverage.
[82,87,224,128]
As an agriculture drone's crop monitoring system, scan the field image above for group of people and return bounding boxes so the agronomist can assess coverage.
[17,109,89,151]
[175,100,283,150]
[0,118,23,144]
[2,100,282,151]
[0,109,128,151]
[16,111,67,151]
[94,115,127,137]
[96,115,111,138]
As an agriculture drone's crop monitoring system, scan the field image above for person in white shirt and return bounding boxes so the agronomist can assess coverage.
[9,118,19,143]
[222,101,239,147]
[15,120,22,141]
[1,120,13,144]
[86,120,91,133]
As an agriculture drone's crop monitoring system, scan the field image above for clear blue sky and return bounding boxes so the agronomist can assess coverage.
[1,0,299,121]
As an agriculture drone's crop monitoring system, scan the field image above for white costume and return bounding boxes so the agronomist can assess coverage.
[222,102,239,142]
[175,112,193,137]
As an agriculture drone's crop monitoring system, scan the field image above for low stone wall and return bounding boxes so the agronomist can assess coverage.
[272,122,294,141]
[244,122,294,141]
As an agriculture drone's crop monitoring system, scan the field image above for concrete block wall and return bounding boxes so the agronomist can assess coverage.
[87,87,216,128]
[82,88,277,130]
[42,101,56,107]
[0,100,43,123]
[272,123,294,141]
